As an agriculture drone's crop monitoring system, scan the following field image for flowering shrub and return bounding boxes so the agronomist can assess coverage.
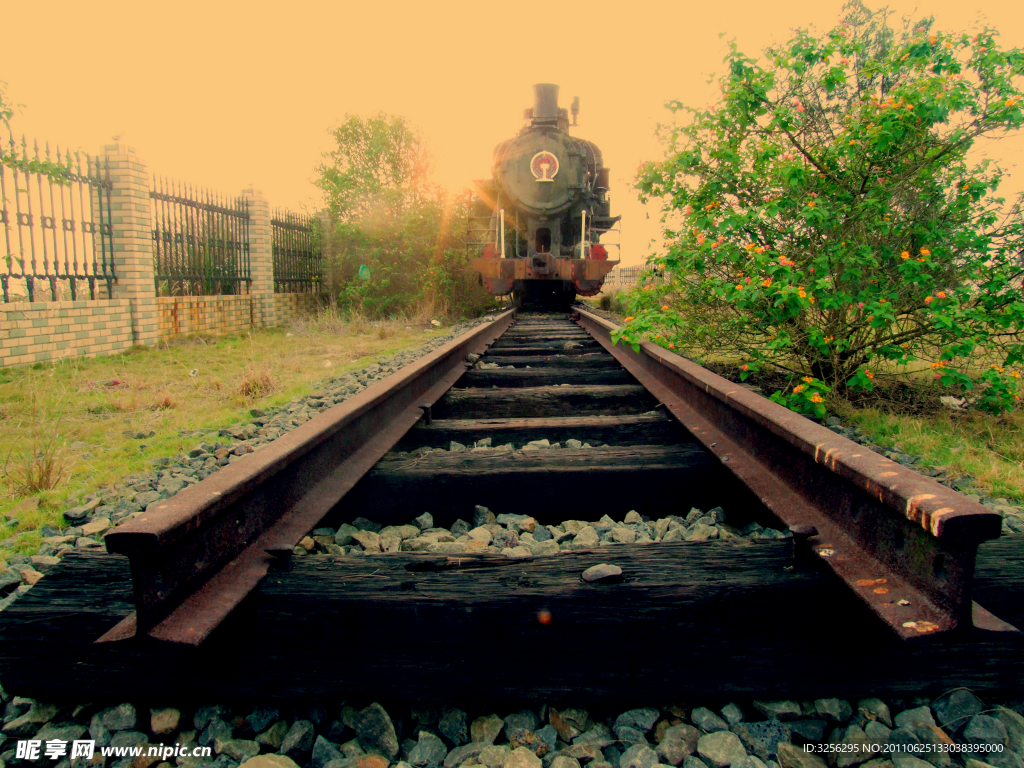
[621,3,1024,414]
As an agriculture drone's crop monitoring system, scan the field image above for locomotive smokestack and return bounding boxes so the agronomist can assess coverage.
[532,84,560,125]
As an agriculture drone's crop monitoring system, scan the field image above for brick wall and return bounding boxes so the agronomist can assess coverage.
[272,293,320,327]
[0,300,135,366]
[156,296,254,340]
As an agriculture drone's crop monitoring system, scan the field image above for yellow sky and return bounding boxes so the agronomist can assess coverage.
[2,0,1021,267]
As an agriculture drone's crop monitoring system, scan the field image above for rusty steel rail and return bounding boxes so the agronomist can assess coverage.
[574,307,1016,640]
[100,310,515,646]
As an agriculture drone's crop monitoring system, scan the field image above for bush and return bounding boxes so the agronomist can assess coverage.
[626,1,1024,415]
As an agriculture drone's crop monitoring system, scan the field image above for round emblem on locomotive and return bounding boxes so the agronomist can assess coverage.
[530,151,559,182]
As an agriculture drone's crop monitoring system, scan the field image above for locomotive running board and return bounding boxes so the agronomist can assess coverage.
[573,307,1017,640]
[98,311,515,647]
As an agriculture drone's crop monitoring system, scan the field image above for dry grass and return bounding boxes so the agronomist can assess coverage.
[237,363,277,400]
[0,317,452,558]
[1,392,74,495]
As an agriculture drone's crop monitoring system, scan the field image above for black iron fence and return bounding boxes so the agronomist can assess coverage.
[0,134,115,303]
[272,209,321,293]
[151,177,250,297]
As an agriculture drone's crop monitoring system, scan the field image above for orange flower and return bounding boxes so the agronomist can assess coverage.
[936,291,947,298]
[793,385,805,393]
[1011,371,1020,379]
[920,248,931,255]
[625,316,635,321]
[865,371,875,379]
[735,284,744,290]
[807,201,816,207]
[740,364,749,371]
[901,251,910,259]
[668,343,675,349]
[811,394,823,403]
[803,377,814,383]
[762,279,773,287]
[924,296,933,304]
[661,305,669,310]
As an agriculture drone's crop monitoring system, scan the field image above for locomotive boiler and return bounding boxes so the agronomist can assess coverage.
[469,84,620,307]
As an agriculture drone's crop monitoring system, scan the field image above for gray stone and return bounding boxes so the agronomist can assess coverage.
[573,527,600,549]
[620,745,658,768]
[101,703,138,732]
[908,724,953,768]
[313,737,344,768]
[351,517,382,532]
[614,728,648,747]
[281,721,316,759]
[507,712,541,733]
[732,720,790,761]
[833,726,872,768]
[201,719,234,748]
[776,744,827,768]
[864,722,891,746]
[814,700,853,723]
[992,707,1024,752]
[656,725,700,766]
[195,705,232,732]
[987,754,1024,768]
[788,721,827,745]
[508,747,543,768]
[962,716,1008,749]
[931,691,984,733]
[857,700,893,729]
[473,506,496,527]
[576,725,616,748]
[733,758,768,768]
[110,730,147,750]
[219,741,261,763]
[257,722,289,751]
[550,758,581,768]
[414,513,433,531]
[615,710,660,734]
[682,758,708,768]
[720,705,743,727]
[891,758,933,768]
[479,746,511,768]
[3,702,59,738]
[88,713,112,746]
[696,732,745,768]
[356,704,399,759]
[442,744,488,768]
[471,715,505,745]
[691,709,729,734]
[408,732,448,767]
[685,524,719,542]
[245,706,278,735]
[894,708,934,730]
[439,708,468,746]
[334,524,359,546]
[581,564,622,583]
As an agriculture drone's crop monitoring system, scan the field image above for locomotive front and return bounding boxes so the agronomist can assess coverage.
[469,84,620,308]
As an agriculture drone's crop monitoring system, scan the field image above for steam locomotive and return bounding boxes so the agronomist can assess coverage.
[469,84,619,307]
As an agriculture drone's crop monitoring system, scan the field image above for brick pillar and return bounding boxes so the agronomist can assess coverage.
[243,187,274,327]
[105,143,158,346]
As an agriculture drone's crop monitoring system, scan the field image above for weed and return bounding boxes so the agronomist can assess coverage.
[150,396,176,411]
[2,393,73,495]
[237,363,277,400]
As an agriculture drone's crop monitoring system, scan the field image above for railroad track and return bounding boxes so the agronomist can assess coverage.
[1,308,1022,702]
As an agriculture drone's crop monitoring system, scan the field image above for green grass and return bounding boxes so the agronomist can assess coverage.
[0,309,453,560]
[832,402,1024,505]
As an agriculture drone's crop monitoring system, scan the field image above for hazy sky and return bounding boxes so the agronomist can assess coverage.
[2,0,1021,266]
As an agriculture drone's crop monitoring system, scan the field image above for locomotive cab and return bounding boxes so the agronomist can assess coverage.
[469,84,620,308]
